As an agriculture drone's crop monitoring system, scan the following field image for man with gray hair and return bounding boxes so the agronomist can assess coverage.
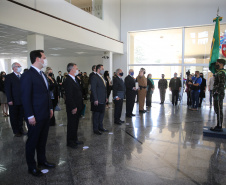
[5,62,25,137]
[125,69,137,117]
[113,68,125,124]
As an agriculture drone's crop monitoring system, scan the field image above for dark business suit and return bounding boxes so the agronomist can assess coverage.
[56,75,63,98]
[89,72,96,101]
[63,75,83,145]
[124,75,136,116]
[113,76,125,123]
[90,74,107,131]
[5,72,24,134]
[20,67,52,170]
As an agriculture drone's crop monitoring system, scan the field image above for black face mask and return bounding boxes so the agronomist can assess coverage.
[119,72,124,77]
[49,73,53,77]
[195,74,197,77]
[200,75,203,78]
[215,64,220,69]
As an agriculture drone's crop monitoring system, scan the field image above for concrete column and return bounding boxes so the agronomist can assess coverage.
[27,34,44,68]
[4,59,12,74]
[103,51,113,103]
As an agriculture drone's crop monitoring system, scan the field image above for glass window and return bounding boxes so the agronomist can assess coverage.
[65,0,102,19]
[129,28,182,64]
[184,24,226,64]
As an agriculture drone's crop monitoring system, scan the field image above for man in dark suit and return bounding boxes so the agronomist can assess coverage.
[20,50,55,177]
[5,62,25,137]
[113,68,125,124]
[90,64,108,135]
[125,69,137,118]
[63,63,84,148]
[56,71,63,98]
[89,65,96,85]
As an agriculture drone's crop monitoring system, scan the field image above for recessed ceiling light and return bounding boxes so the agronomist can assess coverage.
[22,50,28,52]
[50,54,60,56]
[10,41,27,45]
[75,52,86,54]
[1,53,12,55]
[49,47,65,50]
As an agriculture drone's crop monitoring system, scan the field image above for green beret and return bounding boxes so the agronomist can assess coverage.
[217,59,225,65]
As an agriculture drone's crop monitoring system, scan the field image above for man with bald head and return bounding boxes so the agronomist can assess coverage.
[125,69,137,117]
[5,62,25,137]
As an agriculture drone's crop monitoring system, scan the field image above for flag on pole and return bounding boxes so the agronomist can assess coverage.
[209,16,222,74]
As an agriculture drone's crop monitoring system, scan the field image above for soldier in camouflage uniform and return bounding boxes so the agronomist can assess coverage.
[210,59,226,132]
[158,74,168,104]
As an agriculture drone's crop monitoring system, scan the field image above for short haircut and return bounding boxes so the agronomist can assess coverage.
[92,65,96,71]
[67,63,76,72]
[96,64,103,71]
[116,68,121,74]
[58,71,61,73]
[195,71,200,74]
[12,62,18,69]
[30,50,44,64]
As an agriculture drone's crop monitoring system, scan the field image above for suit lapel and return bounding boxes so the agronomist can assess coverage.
[30,67,48,89]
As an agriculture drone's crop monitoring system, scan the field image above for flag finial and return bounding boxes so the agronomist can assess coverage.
[217,7,219,16]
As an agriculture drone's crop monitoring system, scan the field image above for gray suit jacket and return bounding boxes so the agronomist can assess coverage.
[90,74,107,104]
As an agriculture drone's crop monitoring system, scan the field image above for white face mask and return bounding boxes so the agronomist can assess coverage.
[17,67,22,73]
[100,69,105,75]
[74,70,79,76]
[40,58,48,68]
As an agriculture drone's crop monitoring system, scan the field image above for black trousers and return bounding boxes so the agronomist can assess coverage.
[26,118,50,170]
[172,90,179,105]
[67,111,80,145]
[146,93,152,107]
[114,99,123,122]
[92,111,105,131]
[9,104,24,134]
[126,92,136,116]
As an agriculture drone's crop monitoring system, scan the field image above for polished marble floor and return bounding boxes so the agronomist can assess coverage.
[0,99,226,185]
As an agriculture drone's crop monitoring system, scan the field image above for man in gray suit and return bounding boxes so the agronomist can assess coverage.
[90,64,108,135]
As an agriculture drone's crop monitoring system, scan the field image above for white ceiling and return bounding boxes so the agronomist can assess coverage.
[0,24,105,59]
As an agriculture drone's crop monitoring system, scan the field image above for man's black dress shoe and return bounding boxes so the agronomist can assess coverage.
[94,130,102,135]
[99,128,109,132]
[28,168,43,177]
[38,161,56,168]
[139,110,146,113]
[131,114,136,116]
[15,133,22,137]
[75,140,84,145]
[126,115,132,118]
[67,143,78,149]
[114,122,122,125]
[119,120,125,123]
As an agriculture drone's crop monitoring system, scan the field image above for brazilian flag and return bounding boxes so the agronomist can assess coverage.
[209,16,222,74]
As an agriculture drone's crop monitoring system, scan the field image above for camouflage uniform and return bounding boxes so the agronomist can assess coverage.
[213,68,226,128]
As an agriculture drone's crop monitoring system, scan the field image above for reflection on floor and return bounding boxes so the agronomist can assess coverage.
[0,100,226,185]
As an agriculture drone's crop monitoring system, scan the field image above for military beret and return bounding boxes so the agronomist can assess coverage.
[217,59,225,65]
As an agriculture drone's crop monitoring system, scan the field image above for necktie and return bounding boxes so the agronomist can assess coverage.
[40,71,48,88]
[17,75,20,79]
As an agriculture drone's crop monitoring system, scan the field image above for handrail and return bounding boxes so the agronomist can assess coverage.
[7,0,123,44]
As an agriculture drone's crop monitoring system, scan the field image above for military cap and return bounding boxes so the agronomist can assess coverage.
[217,59,225,65]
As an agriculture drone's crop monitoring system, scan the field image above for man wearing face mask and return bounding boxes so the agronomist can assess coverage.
[63,63,84,147]
[188,71,202,111]
[210,59,226,132]
[198,73,206,107]
[5,62,25,137]
[20,50,55,177]
[90,64,108,135]
[113,68,125,124]
[169,73,182,106]
[136,68,147,113]
[158,74,168,104]
[125,69,137,118]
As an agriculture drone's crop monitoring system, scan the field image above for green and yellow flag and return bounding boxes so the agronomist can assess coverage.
[209,16,222,74]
